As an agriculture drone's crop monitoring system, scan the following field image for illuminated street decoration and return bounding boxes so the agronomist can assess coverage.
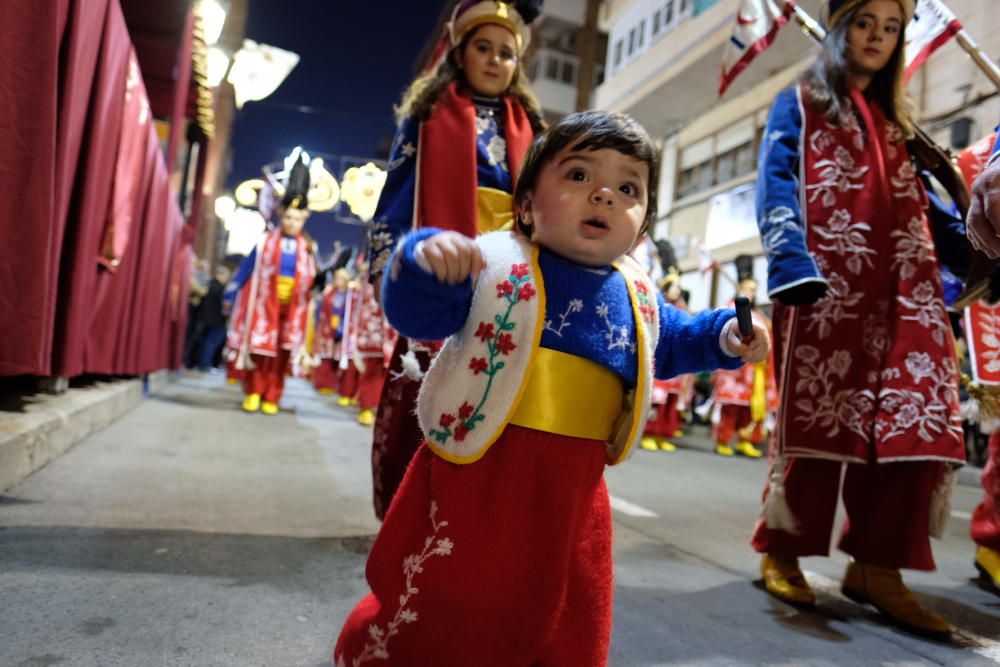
[339,162,387,222]
[227,39,299,109]
[234,148,340,213]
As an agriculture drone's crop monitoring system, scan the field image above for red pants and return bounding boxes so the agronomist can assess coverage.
[244,349,291,404]
[715,404,764,444]
[313,359,340,392]
[645,393,682,437]
[972,431,1000,551]
[338,364,359,398]
[751,457,943,570]
[336,426,613,667]
[356,359,386,410]
[371,338,433,520]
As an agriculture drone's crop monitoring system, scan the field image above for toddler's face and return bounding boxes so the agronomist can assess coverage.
[521,141,648,267]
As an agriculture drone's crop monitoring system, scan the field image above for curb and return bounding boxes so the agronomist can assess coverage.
[0,371,169,494]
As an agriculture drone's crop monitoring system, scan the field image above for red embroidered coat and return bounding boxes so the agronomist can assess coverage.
[226,229,317,366]
[758,86,964,463]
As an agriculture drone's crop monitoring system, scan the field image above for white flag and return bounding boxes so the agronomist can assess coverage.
[719,0,794,96]
[904,0,962,83]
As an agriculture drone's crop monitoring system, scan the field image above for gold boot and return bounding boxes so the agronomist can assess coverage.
[760,554,815,608]
[976,546,1000,593]
[261,401,280,415]
[715,442,735,457]
[841,561,952,640]
[358,408,376,426]
[640,437,659,452]
[337,396,352,407]
[242,393,261,413]
[735,441,763,458]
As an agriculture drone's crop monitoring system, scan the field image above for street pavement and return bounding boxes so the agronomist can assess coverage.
[1,372,998,666]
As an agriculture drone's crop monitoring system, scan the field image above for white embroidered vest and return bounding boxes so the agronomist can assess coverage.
[416,231,659,466]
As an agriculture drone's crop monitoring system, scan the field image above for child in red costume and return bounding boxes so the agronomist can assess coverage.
[225,152,318,415]
[334,111,769,667]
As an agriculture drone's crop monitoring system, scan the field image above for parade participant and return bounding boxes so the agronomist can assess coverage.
[641,241,690,452]
[751,0,969,639]
[710,255,777,458]
[958,132,1000,594]
[366,0,546,519]
[334,110,768,667]
[348,278,390,427]
[312,269,350,395]
[225,153,318,415]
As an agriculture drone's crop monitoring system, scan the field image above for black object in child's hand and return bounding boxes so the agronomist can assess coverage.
[735,296,754,343]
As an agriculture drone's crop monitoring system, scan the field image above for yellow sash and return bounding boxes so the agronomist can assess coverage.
[476,187,515,233]
[509,347,624,441]
[277,276,295,305]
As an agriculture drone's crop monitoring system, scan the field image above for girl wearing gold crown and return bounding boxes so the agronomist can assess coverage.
[750,0,970,639]
[366,0,546,520]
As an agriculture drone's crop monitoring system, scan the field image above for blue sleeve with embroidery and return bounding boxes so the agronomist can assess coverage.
[223,247,257,302]
[380,228,474,340]
[654,293,742,379]
[368,116,420,282]
[757,88,827,297]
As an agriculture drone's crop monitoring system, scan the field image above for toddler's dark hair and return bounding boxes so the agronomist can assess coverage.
[514,110,659,236]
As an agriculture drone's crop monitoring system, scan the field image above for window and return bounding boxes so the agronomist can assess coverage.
[665,0,674,25]
[546,57,559,80]
[735,142,755,176]
[628,28,636,56]
[595,64,605,86]
[679,0,689,13]
[528,58,539,80]
[638,19,646,48]
[561,60,576,84]
[613,40,623,68]
[716,151,736,183]
[652,10,662,35]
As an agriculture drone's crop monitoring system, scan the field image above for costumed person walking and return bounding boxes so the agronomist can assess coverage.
[710,255,778,458]
[348,275,390,427]
[334,111,768,667]
[640,240,692,452]
[960,131,1000,593]
[225,152,318,415]
[313,269,350,395]
[366,0,546,520]
[751,0,969,639]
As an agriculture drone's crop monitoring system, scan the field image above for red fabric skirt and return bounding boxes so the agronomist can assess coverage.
[973,431,1000,551]
[336,426,613,667]
[356,360,386,410]
[313,359,339,391]
[371,338,432,520]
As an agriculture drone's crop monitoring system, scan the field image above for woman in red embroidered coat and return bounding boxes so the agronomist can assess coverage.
[312,270,349,395]
[367,0,546,520]
[750,0,968,639]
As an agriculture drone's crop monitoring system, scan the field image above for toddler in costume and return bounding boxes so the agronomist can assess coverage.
[334,111,769,667]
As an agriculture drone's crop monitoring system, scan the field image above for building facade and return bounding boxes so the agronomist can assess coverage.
[595,0,1000,311]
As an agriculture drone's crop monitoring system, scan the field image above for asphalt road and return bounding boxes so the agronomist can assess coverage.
[1,373,998,666]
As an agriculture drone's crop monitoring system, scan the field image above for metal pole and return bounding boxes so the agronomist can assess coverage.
[954,28,1000,91]
[790,3,826,42]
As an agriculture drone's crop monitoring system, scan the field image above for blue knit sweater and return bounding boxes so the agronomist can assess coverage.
[383,229,743,387]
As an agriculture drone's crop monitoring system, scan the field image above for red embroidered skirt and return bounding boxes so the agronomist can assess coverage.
[336,426,613,667]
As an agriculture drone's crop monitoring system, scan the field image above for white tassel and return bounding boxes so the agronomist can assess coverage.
[761,453,800,534]
[390,349,426,382]
[928,466,957,539]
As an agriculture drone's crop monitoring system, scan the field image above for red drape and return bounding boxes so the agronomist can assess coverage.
[0,1,70,375]
[51,0,130,377]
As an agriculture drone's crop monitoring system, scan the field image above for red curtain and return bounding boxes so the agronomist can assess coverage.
[51,0,130,377]
[0,2,70,375]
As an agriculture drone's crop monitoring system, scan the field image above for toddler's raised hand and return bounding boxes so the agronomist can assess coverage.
[724,318,770,364]
[414,232,487,285]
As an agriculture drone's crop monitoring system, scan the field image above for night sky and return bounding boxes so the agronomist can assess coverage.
[226,0,442,257]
